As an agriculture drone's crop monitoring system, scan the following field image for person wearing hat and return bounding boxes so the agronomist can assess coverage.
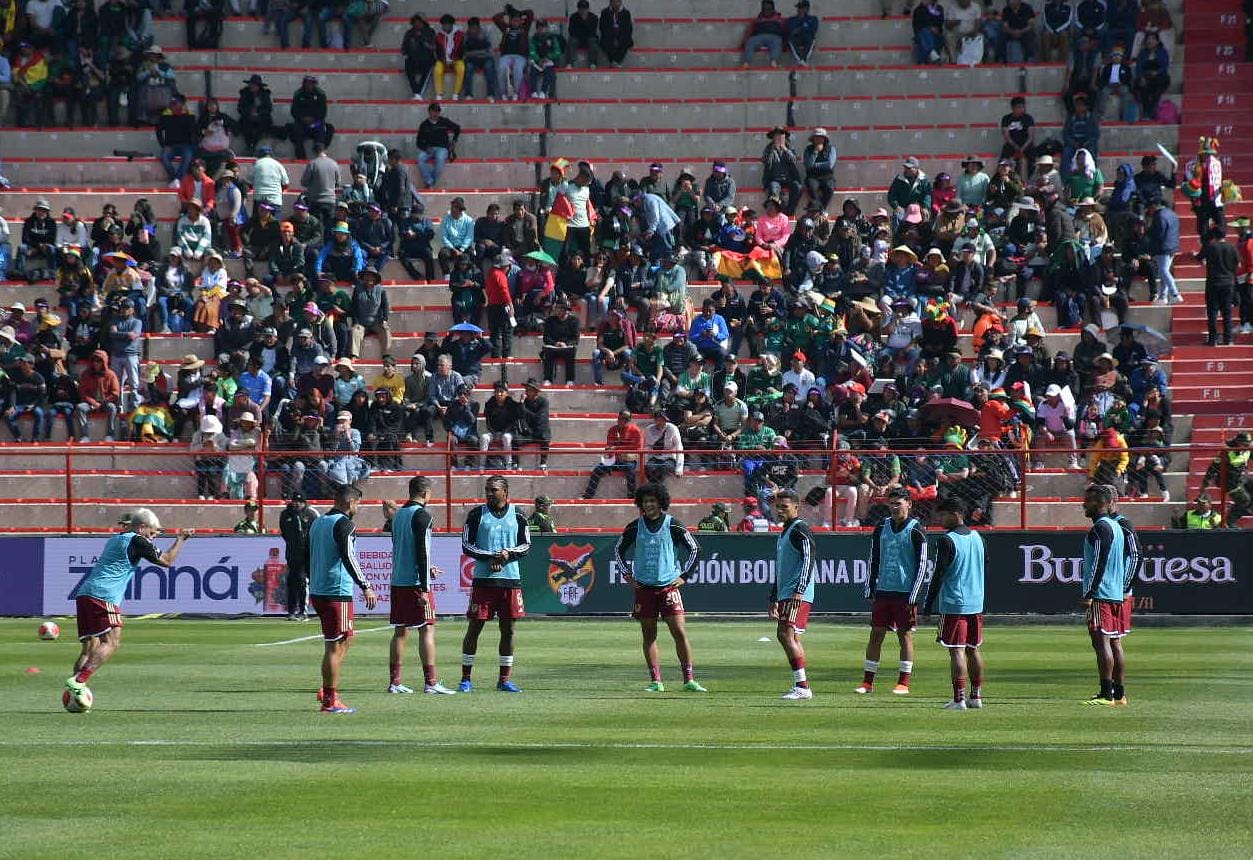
[521,493,557,534]
[512,378,551,469]
[1035,382,1079,468]
[888,157,933,227]
[173,197,213,263]
[697,502,731,533]
[3,353,47,442]
[957,155,990,209]
[345,265,391,359]
[236,74,274,155]
[317,220,366,287]
[232,501,263,535]
[785,0,819,65]
[802,127,837,211]
[16,198,57,282]
[224,409,262,499]
[762,123,803,216]
[288,76,331,160]
[702,161,737,212]
[1200,433,1253,525]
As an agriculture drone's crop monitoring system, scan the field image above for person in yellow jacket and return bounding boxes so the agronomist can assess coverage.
[1181,495,1223,530]
[1087,426,1129,486]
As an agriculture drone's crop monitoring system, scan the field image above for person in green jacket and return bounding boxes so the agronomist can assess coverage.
[528,19,566,99]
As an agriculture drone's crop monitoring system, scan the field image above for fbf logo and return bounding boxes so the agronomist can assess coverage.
[548,544,596,607]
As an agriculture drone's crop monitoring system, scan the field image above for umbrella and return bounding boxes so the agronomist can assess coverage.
[448,323,484,335]
[1102,322,1171,357]
[103,251,136,265]
[920,397,980,428]
[524,250,558,267]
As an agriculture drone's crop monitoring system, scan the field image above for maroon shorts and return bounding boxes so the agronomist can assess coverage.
[871,595,917,632]
[466,585,526,621]
[390,586,437,628]
[938,613,983,648]
[776,599,812,633]
[1088,597,1132,638]
[632,584,685,620]
[75,596,123,641]
[312,597,355,642]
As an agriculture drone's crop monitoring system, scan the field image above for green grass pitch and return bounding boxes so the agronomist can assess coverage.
[2,618,1251,858]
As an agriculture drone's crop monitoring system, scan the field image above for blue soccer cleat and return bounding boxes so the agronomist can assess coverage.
[496,680,523,693]
[457,679,473,693]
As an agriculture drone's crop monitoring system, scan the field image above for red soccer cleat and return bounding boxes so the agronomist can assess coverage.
[320,698,356,714]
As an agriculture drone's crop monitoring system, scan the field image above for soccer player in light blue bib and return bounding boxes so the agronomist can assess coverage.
[309,484,377,714]
[388,475,455,696]
[1081,483,1140,706]
[613,483,704,693]
[460,476,532,693]
[64,508,193,709]
[770,489,817,700]
[923,497,986,711]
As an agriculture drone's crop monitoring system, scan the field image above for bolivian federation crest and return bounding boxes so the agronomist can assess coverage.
[548,544,596,607]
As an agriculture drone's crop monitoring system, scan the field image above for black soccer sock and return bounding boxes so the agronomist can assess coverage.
[1099,678,1115,698]
[1112,683,1125,700]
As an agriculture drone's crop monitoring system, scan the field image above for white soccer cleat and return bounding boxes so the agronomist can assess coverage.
[942,699,968,710]
[968,697,983,709]
[387,683,415,694]
[424,682,457,695]
[853,684,872,694]
[780,686,813,700]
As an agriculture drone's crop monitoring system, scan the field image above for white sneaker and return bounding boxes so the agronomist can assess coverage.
[1153,296,1167,305]
[1170,294,1184,304]
[1160,490,1170,502]
[968,697,983,709]
[1239,323,1253,335]
[104,435,115,442]
[928,49,941,63]
[534,91,546,99]
[942,699,968,710]
[412,94,423,100]
[77,436,90,443]
[424,682,456,695]
[168,179,180,189]
[387,683,415,694]
[853,684,872,694]
[451,93,460,101]
[780,686,813,700]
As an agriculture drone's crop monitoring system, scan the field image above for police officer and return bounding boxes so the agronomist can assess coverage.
[527,496,556,533]
[697,502,730,532]
[233,500,262,534]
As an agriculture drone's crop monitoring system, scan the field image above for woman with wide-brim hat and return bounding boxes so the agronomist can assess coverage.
[804,127,837,211]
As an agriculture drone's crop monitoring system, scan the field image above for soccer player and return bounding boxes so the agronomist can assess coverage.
[460,476,532,693]
[388,475,455,695]
[612,483,706,693]
[309,484,378,714]
[770,489,816,700]
[64,509,193,706]
[1080,483,1139,706]
[923,497,986,711]
[856,487,928,695]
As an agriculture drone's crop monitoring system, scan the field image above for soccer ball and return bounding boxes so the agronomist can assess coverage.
[62,687,93,713]
[38,621,60,641]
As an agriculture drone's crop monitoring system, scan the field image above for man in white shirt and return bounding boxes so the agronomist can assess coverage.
[251,145,291,211]
[782,350,816,394]
[557,162,594,259]
[1034,383,1079,468]
[643,409,684,485]
[945,0,984,63]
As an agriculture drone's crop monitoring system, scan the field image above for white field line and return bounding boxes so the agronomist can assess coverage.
[4,739,1252,755]
[252,626,394,647]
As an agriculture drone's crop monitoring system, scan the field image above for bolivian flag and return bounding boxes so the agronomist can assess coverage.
[713,247,783,281]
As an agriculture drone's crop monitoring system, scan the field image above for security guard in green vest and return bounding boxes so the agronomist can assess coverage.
[233,501,262,534]
[697,502,730,532]
[527,496,556,533]
[1184,495,1222,529]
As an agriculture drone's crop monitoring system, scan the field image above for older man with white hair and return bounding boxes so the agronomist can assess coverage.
[64,510,194,710]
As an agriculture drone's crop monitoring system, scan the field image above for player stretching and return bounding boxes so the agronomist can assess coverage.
[309,485,377,714]
[388,476,455,695]
[1080,484,1139,706]
[923,498,986,711]
[65,509,193,707]
[613,483,706,693]
[770,489,817,700]
[856,487,928,695]
[460,476,532,693]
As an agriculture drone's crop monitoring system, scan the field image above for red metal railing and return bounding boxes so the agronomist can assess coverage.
[0,439,1240,534]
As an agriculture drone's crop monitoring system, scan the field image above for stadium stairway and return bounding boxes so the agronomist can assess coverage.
[0,0,1219,533]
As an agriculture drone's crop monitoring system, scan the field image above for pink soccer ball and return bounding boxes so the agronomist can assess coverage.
[38,622,60,641]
